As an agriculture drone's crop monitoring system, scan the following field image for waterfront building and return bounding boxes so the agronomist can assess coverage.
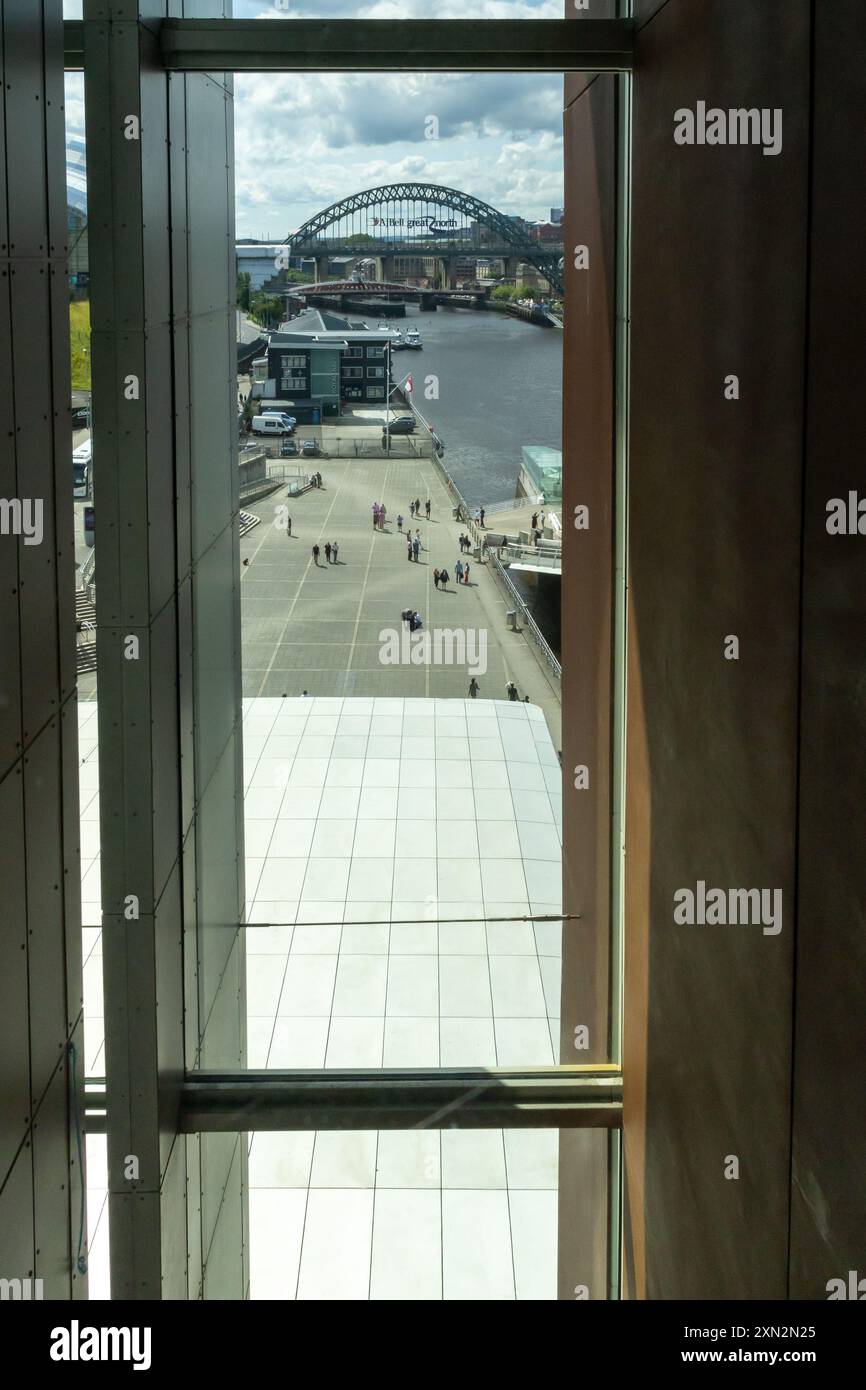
[255,306,394,419]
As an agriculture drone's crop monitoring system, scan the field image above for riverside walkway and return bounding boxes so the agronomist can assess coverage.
[239,453,562,746]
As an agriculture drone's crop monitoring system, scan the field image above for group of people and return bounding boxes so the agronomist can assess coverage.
[409,498,430,519]
[372,501,387,529]
[311,540,340,566]
[401,609,423,632]
[457,533,472,554]
[468,678,526,702]
[407,532,422,561]
[530,510,546,531]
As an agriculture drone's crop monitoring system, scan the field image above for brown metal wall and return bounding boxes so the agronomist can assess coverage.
[555,0,866,1300]
[790,0,866,1298]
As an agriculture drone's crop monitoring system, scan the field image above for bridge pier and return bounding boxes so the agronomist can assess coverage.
[314,255,330,282]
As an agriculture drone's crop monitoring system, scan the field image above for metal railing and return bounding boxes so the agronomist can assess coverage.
[485,546,562,683]
[497,542,562,571]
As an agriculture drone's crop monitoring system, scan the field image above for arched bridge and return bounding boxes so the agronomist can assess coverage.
[285,182,563,295]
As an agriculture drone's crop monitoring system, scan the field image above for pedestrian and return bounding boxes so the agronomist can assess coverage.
[433,568,441,588]
[539,510,545,529]
[414,528,421,547]
[413,611,423,631]
[397,514,404,532]
[402,608,412,629]
[325,541,332,563]
[414,497,420,517]
[332,540,339,563]
[469,677,479,699]
[506,680,519,701]
[463,561,470,584]
[312,544,320,565]
[455,559,464,584]
[440,568,449,589]
[407,537,413,561]
[409,500,415,518]
[534,529,542,547]
[286,516,292,537]
[373,502,379,528]
[531,511,538,530]
[479,507,485,527]
[412,536,420,561]
[425,499,431,519]
[380,504,387,530]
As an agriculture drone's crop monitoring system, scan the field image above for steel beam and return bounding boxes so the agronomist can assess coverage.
[180,1070,623,1132]
[66,18,633,75]
[158,18,633,74]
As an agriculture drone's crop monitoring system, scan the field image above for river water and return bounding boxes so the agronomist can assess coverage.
[397,303,562,509]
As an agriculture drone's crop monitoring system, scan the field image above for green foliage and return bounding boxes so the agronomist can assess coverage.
[236,271,252,311]
[249,292,284,328]
[69,300,91,391]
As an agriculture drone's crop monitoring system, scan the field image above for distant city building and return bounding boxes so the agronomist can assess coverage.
[67,206,89,287]
[529,222,563,244]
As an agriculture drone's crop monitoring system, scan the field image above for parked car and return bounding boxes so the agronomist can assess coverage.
[301,439,319,457]
[382,416,417,435]
[280,436,298,457]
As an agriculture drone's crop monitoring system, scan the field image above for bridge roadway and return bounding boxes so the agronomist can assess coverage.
[239,452,561,747]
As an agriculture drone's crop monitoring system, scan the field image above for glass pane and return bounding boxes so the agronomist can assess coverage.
[234,1,563,19]
[246,1127,612,1300]
[227,68,566,1073]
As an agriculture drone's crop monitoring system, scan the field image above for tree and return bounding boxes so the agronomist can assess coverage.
[236,271,252,311]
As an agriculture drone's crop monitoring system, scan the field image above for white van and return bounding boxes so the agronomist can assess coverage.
[257,410,296,433]
[252,414,295,436]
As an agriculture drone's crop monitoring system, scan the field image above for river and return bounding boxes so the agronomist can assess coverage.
[397,303,562,509]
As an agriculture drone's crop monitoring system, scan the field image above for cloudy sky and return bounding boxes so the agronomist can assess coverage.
[65,1,565,239]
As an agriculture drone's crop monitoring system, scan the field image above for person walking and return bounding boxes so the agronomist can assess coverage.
[412,611,423,631]
[414,527,421,548]
[425,499,431,519]
[468,677,480,699]
[433,568,441,589]
[440,568,449,590]
[455,558,464,584]
[379,503,387,530]
[463,561,470,585]
[407,536,413,561]
[531,511,538,531]
[540,510,545,529]
[373,502,379,529]
[409,500,415,519]
[286,516,292,538]
[397,513,404,532]
[412,535,420,562]
[506,680,519,701]
[414,497,420,517]
[324,541,332,564]
[331,540,339,564]
[312,544,320,566]
[479,507,485,527]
